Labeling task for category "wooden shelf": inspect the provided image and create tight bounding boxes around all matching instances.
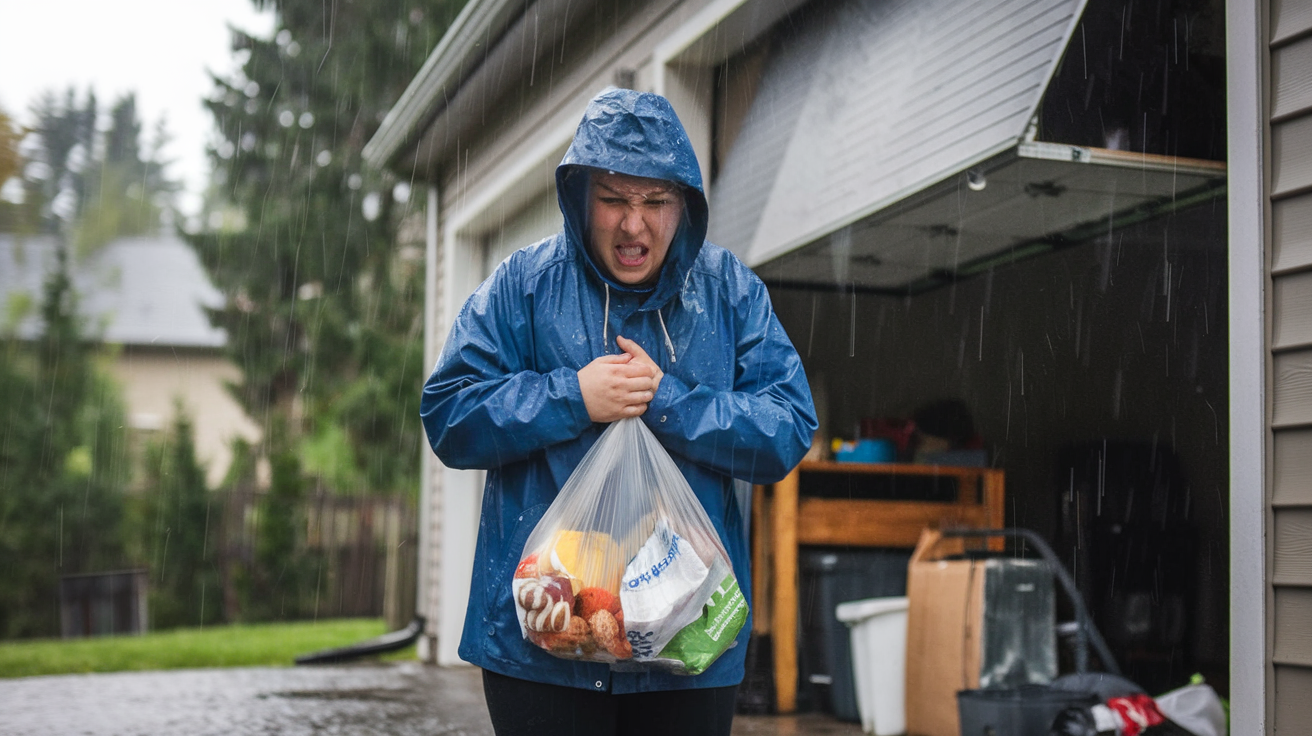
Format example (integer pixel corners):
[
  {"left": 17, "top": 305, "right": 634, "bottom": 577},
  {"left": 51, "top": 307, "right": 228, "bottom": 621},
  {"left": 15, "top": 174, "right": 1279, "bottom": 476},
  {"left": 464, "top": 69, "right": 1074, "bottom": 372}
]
[{"left": 753, "top": 460, "right": 1005, "bottom": 714}]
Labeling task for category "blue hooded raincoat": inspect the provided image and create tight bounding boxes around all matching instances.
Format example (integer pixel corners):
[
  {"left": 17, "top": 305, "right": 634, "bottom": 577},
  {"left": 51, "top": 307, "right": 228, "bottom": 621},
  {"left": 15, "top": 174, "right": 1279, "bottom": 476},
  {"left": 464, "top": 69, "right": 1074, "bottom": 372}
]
[{"left": 421, "top": 88, "right": 817, "bottom": 693}]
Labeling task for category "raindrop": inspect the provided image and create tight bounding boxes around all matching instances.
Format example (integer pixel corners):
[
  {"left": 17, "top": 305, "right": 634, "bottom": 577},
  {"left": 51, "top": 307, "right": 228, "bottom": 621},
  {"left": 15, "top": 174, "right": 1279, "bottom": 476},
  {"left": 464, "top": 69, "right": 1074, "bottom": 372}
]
[
  {"left": 276, "top": 29, "right": 292, "bottom": 46},
  {"left": 966, "top": 169, "right": 987, "bottom": 191},
  {"left": 244, "top": 99, "right": 259, "bottom": 116},
  {"left": 286, "top": 41, "right": 301, "bottom": 58},
  {"left": 25, "top": 160, "right": 51, "bottom": 181},
  {"left": 347, "top": 174, "right": 363, "bottom": 190},
  {"left": 0, "top": 178, "right": 23, "bottom": 204},
  {"left": 217, "top": 140, "right": 235, "bottom": 159},
  {"left": 315, "top": 150, "right": 332, "bottom": 167},
  {"left": 51, "top": 188, "right": 77, "bottom": 219},
  {"left": 67, "top": 143, "right": 87, "bottom": 173},
  {"left": 240, "top": 132, "right": 257, "bottom": 152},
  {"left": 224, "top": 92, "right": 240, "bottom": 107},
  {"left": 362, "top": 192, "right": 381, "bottom": 221},
  {"left": 848, "top": 286, "right": 856, "bottom": 358},
  {"left": 977, "top": 305, "right": 984, "bottom": 361},
  {"left": 244, "top": 81, "right": 260, "bottom": 98},
  {"left": 298, "top": 112, "right": 315, "bottom": 129},
  {"left": 279, "top": 110, "right": 295, "bottom": 128},
  {"left": 393, "top": 182, "right": 411, "bottom": 203}
]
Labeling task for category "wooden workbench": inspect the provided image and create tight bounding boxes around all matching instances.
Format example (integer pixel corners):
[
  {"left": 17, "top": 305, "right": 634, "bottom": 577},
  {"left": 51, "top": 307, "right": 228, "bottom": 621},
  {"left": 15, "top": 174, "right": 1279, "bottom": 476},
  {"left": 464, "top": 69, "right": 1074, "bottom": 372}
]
[{"left": 751, "top": 460, "right": 1005, "bottom": 713}]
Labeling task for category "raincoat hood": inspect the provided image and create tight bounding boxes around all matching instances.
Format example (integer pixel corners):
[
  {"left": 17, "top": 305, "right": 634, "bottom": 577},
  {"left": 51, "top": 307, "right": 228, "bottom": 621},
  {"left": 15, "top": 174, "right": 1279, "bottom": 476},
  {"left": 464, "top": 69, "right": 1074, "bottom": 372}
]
[{"left": 556, "top": 88, "right": 709, "bottom": 308}]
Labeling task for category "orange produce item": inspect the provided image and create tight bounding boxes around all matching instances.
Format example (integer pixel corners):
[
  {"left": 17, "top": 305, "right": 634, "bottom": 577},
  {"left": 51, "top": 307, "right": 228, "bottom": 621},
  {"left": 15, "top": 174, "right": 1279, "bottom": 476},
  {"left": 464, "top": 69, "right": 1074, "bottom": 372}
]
[{"left": 575, "top": 587, "right": 622, "bottom": 620}]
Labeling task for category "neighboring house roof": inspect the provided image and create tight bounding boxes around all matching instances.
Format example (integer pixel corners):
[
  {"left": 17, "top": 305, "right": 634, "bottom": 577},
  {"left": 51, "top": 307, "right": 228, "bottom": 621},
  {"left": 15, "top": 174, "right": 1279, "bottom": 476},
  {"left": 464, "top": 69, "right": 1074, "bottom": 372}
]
[{"left": 0, "top": 234, "right": 226, "bottom": 348}]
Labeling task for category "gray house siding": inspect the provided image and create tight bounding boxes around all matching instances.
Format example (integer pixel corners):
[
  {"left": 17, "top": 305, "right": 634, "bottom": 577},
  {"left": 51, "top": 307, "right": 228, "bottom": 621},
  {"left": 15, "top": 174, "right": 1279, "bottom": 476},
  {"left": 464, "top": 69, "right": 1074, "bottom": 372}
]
[{"left": 1270, "top": 0, "right": 1312, "bottom": 730}]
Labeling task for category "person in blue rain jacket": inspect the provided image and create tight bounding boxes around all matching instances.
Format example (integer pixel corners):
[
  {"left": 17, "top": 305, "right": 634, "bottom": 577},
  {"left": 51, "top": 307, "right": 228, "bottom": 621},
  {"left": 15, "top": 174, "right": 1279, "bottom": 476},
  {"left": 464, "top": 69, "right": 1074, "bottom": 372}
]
[{"left": 421, "top": 88, "right": 816, "bottom": 736}]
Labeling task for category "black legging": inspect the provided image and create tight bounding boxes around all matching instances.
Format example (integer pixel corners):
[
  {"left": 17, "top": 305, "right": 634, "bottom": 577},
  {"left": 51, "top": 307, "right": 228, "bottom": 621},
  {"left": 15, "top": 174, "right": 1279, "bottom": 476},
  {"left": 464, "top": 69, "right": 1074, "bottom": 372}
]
[{"left": 482, "top": 669, "right": 738, "bottom": 736}]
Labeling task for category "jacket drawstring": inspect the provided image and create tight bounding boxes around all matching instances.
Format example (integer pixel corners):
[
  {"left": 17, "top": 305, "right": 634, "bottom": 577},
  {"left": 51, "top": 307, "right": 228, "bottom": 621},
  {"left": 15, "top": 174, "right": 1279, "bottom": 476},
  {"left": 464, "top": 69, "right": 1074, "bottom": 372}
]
[
  {"left": 658, "top": 308, "right": 677, "bottom": 363},
  {"left": 603, "top": 283, "right": 611, "bottom": 349},
  {"left": 603, "top": 281, "right": 677, "bottom": 363}
]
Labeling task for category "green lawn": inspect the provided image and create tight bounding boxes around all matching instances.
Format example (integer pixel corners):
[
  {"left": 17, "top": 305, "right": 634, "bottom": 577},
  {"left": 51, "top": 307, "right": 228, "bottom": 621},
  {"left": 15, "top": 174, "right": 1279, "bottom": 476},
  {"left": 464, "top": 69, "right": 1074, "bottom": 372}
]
[{"left": 0, "top": 618, "right": 416, "bottom": 678}]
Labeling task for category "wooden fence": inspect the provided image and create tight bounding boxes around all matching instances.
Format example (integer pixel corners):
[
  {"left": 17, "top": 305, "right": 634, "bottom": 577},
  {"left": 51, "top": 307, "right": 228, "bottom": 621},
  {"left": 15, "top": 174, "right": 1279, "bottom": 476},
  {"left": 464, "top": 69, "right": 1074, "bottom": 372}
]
[{"left": 215, "top": 487, "right": 418, "bottom": 630}]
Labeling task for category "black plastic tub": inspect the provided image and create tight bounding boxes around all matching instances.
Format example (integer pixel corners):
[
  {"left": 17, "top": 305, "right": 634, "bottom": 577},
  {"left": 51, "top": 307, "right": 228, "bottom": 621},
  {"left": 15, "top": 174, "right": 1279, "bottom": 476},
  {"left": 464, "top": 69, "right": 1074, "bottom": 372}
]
[
  {"left": 798, "top": 547, "right": 911, "bottom": 721},
  {"left": 956, "top": 685, "right": 1099, "bottom": 736}
]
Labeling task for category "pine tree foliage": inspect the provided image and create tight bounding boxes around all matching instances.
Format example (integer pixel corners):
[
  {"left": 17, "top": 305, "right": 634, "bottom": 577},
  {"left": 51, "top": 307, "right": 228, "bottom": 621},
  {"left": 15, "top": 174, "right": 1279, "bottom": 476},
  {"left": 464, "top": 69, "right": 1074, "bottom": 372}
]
[
  {"left": 74, "top": 95, "right": 179, "bottom": 252},
  {"left": 0, "top": 246, "right": 130, "bottom": 638},
  {"left": 139, "top": 403, "right": 223, "bottom": 630},
  {"left": 191, "top": 0, "right": 465, "bottom": 496},
  {"left": 0, "top": 89, "right": 176, "bottom": 242}
]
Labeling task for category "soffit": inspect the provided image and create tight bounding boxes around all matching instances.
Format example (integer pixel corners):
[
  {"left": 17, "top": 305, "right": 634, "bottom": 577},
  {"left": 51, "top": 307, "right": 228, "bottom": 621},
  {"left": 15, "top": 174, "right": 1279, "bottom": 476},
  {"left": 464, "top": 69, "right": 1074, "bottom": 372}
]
[{"left": 752, "top": 144, "right": 1227, "bottom": 293}]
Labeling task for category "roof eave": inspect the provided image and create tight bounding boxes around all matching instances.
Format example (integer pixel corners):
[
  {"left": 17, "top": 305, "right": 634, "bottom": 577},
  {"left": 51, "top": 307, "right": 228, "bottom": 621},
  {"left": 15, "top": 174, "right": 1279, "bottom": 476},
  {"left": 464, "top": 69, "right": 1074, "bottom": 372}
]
[{"left": 362, "top": 0, "right": 528, "bottom": 171}]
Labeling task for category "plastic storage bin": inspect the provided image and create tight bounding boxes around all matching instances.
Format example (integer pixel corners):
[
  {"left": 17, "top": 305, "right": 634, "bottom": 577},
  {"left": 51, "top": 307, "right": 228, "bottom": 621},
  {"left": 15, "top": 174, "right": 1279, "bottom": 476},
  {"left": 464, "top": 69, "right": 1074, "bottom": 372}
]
[
  {"left": 798, "top": 549, "right": 911, "bottom": 720},
  {"left": 956, "top": 685, "right": 1099, "bottom": 736},
  {"left": 835, "top": 597, "right": 909, "bottom": 736}
]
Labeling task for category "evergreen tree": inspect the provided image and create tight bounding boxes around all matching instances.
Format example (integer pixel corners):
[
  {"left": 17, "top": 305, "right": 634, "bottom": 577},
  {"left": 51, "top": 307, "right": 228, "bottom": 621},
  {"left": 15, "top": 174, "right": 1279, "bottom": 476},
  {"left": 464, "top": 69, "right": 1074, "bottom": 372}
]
[
  {"left": 140, "top": 404, "right": 223, "bottom": 629},
  {"left": 1, "top": 89, "right": 176, "bottom": 242},
  {"left": 0, "top": 245, "right": 130, "bottom": 638},
  {"left": 242, "top": 441, "right": 312, "bottom": 620},
  {"left": 21, "top": 88, "right": 97, "bottom": 234},
  {"left": 74, "top": 93, "right": 179, "bottom": 251},
  {"left": 190, "top": 0, "right": 464, "bottom": 497}
]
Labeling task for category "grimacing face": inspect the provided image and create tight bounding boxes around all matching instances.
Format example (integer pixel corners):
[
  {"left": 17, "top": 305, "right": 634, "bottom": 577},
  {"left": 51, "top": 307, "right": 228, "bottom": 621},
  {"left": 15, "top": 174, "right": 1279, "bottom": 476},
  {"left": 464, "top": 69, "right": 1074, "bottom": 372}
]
[{"left": 587, "top": 170, "right": 684, "bottom": 287}]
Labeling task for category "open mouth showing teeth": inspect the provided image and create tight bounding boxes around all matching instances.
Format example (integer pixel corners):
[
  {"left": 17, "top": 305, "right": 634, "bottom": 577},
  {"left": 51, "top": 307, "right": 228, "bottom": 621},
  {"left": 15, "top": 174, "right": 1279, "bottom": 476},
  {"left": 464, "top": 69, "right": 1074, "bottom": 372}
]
[{"left": 616, "top": 244, "right": 647, "bottom": 266}]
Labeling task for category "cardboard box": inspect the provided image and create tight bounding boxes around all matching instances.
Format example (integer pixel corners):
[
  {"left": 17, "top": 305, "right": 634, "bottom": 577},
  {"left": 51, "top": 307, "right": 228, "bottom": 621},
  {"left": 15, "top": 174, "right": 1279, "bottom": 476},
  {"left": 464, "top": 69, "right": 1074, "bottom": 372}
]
[{"left": 904, "top": 530, "right": 1056, "bottom": 736}]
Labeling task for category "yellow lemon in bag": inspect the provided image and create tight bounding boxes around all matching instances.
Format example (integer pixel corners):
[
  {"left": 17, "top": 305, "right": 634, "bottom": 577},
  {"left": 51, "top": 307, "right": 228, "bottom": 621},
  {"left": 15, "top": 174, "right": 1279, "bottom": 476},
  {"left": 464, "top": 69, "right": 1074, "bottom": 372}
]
[{"left": 544, "top": 530, "right": 624, "bottom": 594}]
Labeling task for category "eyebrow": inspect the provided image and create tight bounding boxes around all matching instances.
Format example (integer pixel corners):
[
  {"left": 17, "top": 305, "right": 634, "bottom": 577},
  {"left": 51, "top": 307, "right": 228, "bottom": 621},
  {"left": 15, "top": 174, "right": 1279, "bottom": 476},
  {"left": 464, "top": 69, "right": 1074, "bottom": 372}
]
[{"left": 595, "top": 181, "right": 677, "bottom": 199}]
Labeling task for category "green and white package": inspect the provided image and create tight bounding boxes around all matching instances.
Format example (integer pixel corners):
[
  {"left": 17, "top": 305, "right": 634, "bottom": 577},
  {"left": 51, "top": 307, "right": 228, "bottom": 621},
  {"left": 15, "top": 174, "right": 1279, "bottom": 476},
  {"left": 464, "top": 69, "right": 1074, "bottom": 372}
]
[{"left": 655, "top": 573, "right": 748, "bottom": 675}]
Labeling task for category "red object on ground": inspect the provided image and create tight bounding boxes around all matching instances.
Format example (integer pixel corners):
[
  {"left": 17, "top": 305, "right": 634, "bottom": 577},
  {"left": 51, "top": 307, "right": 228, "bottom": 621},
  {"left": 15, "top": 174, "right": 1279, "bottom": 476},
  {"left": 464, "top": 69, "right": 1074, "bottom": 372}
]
[{"left": 1106, "top": 694, "right": 1167, "bottom": 736}]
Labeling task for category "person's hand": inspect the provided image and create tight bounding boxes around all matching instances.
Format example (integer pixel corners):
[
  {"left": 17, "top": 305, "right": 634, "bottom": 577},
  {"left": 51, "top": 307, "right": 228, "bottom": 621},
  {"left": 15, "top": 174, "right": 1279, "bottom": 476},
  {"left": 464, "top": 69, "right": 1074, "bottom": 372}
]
[
  {"left": 578, "top": 352, "right": 657, "bottom": 422},
  {"left": 616, "top": 336, "right": 663, "bottom": 395}
]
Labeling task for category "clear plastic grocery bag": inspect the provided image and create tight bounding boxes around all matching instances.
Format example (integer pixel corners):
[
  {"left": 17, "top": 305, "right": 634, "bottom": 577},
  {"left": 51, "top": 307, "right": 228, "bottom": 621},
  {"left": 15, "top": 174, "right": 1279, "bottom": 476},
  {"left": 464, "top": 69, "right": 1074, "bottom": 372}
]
[{"left": 511, "top": 417, "right": 747, "bottom": 675}]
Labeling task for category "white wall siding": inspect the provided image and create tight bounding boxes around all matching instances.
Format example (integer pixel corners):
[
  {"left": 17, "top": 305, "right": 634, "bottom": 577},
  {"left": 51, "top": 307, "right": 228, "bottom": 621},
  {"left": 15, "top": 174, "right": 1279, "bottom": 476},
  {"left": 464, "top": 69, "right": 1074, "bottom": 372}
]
[{"left": 483, "top": 189, "right": 563, "bottom": 275}]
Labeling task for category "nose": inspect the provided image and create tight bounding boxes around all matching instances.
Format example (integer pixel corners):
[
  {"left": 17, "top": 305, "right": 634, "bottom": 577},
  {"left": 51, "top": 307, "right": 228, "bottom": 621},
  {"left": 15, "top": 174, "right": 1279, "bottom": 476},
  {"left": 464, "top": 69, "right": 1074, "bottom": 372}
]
[{"left": 620, "top": 205, "right": 644, "bottom": 235}]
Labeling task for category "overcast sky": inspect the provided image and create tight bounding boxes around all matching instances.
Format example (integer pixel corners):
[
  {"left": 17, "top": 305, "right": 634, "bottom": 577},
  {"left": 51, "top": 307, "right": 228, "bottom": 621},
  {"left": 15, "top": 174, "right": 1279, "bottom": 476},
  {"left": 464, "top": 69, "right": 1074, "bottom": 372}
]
[{"left": 0, "top": 1, "right": 275, "bottom": 216}]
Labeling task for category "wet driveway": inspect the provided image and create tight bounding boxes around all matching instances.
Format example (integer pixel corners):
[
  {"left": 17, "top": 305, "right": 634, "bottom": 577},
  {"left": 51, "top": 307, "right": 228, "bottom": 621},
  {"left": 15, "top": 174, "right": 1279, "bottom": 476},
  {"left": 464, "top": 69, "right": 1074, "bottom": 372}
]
[{"left": 0, "top": 663, "right": 863, "bottom": 735}]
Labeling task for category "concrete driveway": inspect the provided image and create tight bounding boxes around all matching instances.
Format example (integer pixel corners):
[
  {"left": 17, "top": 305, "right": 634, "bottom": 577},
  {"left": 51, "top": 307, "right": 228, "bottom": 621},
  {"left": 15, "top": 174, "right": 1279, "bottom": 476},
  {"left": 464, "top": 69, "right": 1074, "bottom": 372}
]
[{"left": 0, "top": 662, "right": 865, "bottom": 735}]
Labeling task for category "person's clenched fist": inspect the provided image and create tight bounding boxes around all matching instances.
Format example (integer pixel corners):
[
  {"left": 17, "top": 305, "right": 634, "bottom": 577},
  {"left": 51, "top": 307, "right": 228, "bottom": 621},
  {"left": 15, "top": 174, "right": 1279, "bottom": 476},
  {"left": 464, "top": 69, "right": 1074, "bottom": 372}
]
[{"left": 578, "top": 351, "right": 657, "bottom": 422}]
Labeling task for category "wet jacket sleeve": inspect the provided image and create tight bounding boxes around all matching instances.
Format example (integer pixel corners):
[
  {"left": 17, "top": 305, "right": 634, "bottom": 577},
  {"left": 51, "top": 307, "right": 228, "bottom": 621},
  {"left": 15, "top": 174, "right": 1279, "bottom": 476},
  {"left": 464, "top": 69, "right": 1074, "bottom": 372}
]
[
  {"left": 420, "top": 269, "right": 594, "bottom": 469},
  {"left": 644, "top": 279, "right": 817, "bottom": 484}
]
